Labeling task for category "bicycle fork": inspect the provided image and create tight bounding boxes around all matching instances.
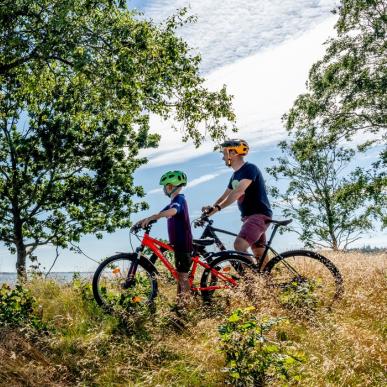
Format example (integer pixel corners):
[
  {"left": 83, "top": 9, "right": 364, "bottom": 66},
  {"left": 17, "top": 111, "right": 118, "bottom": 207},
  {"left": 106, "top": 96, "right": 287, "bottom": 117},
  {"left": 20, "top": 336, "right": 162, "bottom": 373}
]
[{"left": 122, "top": 248, "right": 142, "bottom": 289}]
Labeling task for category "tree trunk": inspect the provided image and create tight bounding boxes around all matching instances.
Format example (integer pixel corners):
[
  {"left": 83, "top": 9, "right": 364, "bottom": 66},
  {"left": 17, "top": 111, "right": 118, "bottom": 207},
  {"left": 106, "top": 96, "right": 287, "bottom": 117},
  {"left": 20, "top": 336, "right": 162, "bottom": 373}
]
[
  {"left": 323, "top": 190, "right": 339, "bottom": 251},
  {"left": 14, "top": 216, "right": 27, "bottom": 282},
  {"left": 16, "top": 241, "right": 27, "bottom": 282},
  {"left": 331, "top": 239, "right": 338, "bottom": 251}
]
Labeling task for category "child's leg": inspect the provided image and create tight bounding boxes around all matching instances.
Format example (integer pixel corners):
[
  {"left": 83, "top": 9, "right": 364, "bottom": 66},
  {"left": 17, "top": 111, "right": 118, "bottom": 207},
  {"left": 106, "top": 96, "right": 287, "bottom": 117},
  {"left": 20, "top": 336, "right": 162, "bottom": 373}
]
[
  {"left": 177, "top": 272, "right": 190, "bottom": 295},
  {"left": 175, "top": 252, "right": 192, "bottom": 307}
]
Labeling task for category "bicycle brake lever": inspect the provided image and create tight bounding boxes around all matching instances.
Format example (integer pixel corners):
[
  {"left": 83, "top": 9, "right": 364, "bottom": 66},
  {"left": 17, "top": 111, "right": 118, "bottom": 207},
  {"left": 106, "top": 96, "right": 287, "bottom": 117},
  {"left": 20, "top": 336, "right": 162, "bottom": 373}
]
[
  {"left": 130, "top": 224, "right": 140, "bottom": 233},
  {"left": 193, "top": 219, "right": 204, "bottom": 228}
]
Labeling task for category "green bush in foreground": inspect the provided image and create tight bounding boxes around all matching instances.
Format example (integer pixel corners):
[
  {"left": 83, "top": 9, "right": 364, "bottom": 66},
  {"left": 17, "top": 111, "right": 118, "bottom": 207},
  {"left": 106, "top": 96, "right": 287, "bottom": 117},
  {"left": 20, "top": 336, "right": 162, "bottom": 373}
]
[
  {"left": 0, "top": 284, "right": 44, "bottom": 329},
  {"left": 219, "top": 306, "right": 305, "bottom": 386}
]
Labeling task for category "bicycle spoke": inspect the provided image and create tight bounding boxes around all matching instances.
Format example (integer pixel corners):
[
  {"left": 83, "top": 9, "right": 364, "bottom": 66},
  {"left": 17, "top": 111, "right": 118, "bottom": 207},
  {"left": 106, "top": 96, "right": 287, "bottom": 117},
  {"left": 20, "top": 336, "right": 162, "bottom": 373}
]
[
  {"left": 200, "top": 256, "right": 254, "bottom": 302},
  {"left": 267, "top": 251, "right": 343, "bottom": 309},
  {"left": 94, "top": 256, "right": 155, "bottom": 311}
]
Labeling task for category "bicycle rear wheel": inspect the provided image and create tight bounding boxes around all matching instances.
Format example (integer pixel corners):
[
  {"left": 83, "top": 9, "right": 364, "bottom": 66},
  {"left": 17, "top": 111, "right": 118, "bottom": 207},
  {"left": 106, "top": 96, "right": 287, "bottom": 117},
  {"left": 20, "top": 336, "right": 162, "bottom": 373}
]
[
  {"left": 92, "top": 253, "right": 157, "bottom": 312},
  {"left": 200, "top": 255, "right": 254, "bottom": 302},
  {"left": 264, "top": 250, "right": 344, "bottom": 309}
]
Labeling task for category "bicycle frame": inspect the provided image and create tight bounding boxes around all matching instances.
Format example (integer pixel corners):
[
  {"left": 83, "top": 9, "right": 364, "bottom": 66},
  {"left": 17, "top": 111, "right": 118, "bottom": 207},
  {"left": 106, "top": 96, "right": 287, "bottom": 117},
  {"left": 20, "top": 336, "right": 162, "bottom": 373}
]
[
  {"left": 138, "top": 232, "right": 239, "bottom": 292},
  {"left": 199, "top": 219, "right": 285, "bottom": 272}
]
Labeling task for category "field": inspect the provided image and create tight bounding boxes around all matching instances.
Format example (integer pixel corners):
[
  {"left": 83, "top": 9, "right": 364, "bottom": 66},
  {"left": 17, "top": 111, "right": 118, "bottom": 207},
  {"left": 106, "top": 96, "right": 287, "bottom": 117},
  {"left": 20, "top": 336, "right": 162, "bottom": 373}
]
[{"left": 0, "top": 251, "right": 386, "bottom": 386}]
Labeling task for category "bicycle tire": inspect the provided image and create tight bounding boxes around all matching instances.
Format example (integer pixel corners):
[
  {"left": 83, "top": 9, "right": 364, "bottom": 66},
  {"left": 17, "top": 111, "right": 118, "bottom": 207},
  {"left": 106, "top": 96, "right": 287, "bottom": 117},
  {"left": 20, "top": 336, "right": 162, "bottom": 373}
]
[
  {"left": 92, "top": 253, "right": 158, "bottom": 312},
  {"left": 264, "top": 249, "right": 344, "bottom": 308},
  {"left": 200, "top": 254, "right": 254, "bottom": 302}
]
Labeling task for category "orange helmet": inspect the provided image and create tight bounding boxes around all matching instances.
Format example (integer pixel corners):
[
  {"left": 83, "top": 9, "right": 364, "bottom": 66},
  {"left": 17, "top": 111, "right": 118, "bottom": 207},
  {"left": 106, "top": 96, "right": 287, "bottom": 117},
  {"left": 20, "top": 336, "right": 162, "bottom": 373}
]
[{"left": 220, "top": 139, "right": 249, "bottom": 156}]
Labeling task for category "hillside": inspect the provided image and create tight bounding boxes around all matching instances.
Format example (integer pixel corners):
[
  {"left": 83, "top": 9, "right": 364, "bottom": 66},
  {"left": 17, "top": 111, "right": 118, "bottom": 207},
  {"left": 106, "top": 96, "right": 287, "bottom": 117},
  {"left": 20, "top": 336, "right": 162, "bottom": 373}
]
[{"left": 1, "top": 251, "right": 386, "bottom": 386}]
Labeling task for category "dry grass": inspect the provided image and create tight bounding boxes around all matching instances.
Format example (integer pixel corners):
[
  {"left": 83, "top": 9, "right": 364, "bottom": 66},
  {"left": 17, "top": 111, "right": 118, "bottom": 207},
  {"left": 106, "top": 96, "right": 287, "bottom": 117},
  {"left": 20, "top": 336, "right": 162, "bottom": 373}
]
[{"left": 0, "top": 250, "right": 386, "bottom": 386}]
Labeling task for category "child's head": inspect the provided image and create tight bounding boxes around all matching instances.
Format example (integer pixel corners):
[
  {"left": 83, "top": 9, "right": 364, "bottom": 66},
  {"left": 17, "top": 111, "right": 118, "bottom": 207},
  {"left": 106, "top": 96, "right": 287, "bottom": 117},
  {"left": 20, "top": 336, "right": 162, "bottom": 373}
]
[{"left": 159, "top": 170, "right": 188, "bottom": 197}]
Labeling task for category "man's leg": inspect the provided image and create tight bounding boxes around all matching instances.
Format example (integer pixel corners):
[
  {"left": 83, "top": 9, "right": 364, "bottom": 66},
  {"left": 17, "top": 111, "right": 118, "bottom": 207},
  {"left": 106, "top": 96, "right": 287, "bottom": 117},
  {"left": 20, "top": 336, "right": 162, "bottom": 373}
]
[
  {"left": 234, "top": 236, "right": 266, "bottom": 266},
  {"left": 236, "top": 215, "right": 271, "bottom": 267},
  {"left": 234, "top": 237, "right": 256, "bottom": 264},
  {"left": 234, "top": 236, "right": 250, "bottom": 252},
  {"left": 251, "top": 241, "right": 269, "bottom": 270}
]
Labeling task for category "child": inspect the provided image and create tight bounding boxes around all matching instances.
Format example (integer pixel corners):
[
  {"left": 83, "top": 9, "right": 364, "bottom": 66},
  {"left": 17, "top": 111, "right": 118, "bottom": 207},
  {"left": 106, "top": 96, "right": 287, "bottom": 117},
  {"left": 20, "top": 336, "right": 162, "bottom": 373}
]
[{"left": 136, "top": 170, "right": 193, "bottom": 308}]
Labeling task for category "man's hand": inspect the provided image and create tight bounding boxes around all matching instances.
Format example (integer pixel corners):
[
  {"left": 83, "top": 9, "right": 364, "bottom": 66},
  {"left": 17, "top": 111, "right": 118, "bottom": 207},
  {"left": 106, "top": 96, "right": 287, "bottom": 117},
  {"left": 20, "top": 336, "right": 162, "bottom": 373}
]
[
  {"left": 201, "top": 205, "right": 213, "bottom": 214},
  {"left": 201, "top": 205, "right": 219, "bottom": 217}
]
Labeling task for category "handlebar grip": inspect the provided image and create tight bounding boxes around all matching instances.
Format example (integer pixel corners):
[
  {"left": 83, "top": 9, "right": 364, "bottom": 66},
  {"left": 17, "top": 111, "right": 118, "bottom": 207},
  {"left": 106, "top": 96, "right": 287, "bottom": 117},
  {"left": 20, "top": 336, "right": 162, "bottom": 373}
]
[
  {"left": 130, "top": 219, "right": 157, "bottom": 233},
  {"left": 203, "top": 206, "right": 214, "bottom": 215}
]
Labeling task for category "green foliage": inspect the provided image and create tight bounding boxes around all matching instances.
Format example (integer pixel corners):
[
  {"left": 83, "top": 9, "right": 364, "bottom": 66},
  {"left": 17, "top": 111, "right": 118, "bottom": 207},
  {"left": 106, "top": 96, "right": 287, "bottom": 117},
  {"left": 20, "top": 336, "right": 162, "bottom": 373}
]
[
  {"left": 267, "top": 131, "right": 374, "bottom": 250},
  {"left": 285, "top": 0, "right": 386, "bottom": 139},
  {"left": 218, "top": 307, "right": 305, "bottom": 386},
  {"left": 278, "top": 279, "right": 319, "bottom": 312},
  {"left": 1, "top": 257, "right": 385, "bottom": 386},
  {"left": 281, "top": 0, "right": 386, "bottom": 237},
  {"left": 0, "top": 283, "right": 44, "bottom": 329},
  {"left": 0, "top": 0, "right": 236, "bottom": 277}
]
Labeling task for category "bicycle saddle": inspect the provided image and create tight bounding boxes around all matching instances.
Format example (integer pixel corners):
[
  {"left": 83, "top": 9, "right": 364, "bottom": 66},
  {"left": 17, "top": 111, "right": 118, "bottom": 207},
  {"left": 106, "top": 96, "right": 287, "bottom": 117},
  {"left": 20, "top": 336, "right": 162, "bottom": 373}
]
[
  {"left": 193, "top": 238, "right": 215, "bottom": 246},
  {"left": 269, "top": 219, "right": 293, "bottom": 226}
]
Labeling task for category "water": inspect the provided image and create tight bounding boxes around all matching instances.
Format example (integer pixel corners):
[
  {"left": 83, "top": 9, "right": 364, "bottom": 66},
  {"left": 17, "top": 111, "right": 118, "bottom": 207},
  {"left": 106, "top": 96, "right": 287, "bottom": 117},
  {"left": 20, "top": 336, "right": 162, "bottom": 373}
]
[{"left": 0, "top": 272, "right": 93, "bottom": 286}]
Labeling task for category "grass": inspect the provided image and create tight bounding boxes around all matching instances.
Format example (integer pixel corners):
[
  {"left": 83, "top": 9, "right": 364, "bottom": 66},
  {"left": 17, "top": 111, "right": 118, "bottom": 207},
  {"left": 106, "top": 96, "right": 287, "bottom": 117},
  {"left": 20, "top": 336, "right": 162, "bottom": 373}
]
[{"left": 0, "top": 250, "right": 386, "bottom": 386}]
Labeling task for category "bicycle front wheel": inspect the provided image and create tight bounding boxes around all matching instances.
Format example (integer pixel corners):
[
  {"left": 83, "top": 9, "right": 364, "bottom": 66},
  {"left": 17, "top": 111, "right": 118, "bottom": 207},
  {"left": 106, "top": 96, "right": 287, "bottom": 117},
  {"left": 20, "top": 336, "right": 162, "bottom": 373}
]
[
  {"left": 200, "top": 254, "right": 255, "bottom": 302},
  {"left": 265, "top": 250, "right": 344, "bottom": 309},
  {"left": 92, "top": 253, "right": 158, "bottom": 312}
]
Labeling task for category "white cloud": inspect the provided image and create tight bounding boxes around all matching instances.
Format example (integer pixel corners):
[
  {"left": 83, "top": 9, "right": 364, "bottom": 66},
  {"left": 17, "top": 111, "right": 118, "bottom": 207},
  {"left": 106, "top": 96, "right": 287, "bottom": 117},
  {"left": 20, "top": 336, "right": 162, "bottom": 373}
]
[
  {"left": 141, "top": 0, "right": 339, "bottom": 73},
  {"left": 140, "top": 16, "right": 337, "bottom": 168},
  {"left": 148, "top": 187, "right": 163, "bottom": 195},
  {"left": 187, "top": 170, "right": 229, "bottom": 188}
]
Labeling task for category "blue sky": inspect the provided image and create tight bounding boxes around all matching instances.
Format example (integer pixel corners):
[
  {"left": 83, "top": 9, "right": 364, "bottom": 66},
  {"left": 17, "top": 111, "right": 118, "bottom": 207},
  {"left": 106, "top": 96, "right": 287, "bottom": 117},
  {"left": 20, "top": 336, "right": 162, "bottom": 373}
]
[{"left": 0, "top": 0, "right": 385, "bottom": 273}]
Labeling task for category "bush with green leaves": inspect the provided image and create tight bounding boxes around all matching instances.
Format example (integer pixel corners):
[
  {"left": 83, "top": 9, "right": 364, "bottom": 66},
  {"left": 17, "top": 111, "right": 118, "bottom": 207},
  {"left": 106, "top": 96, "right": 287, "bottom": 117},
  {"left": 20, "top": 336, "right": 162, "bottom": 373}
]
[
  {"left": 0, "top": 284, "right": 44, "bottom": 329},
  {"left": 278, "top": 279, "right": 319, "bottom": 312},
  {"left": 218, "top": 307, "right": 304, "bottom": 386}
]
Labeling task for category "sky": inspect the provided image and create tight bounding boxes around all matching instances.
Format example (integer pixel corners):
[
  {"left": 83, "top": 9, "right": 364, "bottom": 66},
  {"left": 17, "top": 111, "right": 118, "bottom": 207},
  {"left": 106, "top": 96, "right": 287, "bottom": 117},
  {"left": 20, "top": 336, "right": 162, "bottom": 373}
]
[{"left": 0, "top": 0, "right": 385, "bottom": 273}]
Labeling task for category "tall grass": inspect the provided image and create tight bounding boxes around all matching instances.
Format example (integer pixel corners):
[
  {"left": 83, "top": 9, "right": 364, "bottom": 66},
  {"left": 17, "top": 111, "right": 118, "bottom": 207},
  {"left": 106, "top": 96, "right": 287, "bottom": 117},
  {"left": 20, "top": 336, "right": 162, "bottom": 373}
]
[{"left": 0, "top": 251, "right": 385, "bottom": 386}]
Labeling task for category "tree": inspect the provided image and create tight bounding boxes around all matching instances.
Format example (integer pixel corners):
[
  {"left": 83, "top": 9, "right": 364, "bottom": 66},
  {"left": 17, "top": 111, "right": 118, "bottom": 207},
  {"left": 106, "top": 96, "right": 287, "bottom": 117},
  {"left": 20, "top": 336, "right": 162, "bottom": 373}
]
[
  {"left": 0, "top": 0, "right": 236, "bottom": 279},
  {"left": 284, "top": 0, "right": 386, "bottom": 224},
  {"left": 267, "top": 131, "right": 375, "bottom": 250}
]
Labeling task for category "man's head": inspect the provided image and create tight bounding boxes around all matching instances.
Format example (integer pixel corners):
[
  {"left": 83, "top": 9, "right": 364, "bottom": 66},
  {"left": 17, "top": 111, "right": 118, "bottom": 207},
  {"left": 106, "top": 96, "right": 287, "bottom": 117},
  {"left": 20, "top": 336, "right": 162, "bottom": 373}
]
[
  {"left": 159, "top": 170, "right": 188, "bottom": 197},
  {"left": 220, "top": 139, "right": 249, "bottom": 167}
]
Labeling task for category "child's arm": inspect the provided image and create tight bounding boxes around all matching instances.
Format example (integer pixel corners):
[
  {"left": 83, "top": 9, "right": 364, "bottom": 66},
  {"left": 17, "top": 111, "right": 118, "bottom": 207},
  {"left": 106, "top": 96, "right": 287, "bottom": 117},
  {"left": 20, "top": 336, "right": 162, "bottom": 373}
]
[{"left": 137, "top": 208, "right": 177, "bottom": 228}]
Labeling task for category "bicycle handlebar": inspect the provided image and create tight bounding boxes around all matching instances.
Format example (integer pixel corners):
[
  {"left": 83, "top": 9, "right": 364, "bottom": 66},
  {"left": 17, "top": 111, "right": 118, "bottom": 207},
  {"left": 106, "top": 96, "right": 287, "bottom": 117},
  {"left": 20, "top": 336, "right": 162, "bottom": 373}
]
[
  {"left": 193, "top": 211, "right": 214, "bottom": 228},
  {"left": 130, "top": 219, "right": 157, "bottom": 234}
]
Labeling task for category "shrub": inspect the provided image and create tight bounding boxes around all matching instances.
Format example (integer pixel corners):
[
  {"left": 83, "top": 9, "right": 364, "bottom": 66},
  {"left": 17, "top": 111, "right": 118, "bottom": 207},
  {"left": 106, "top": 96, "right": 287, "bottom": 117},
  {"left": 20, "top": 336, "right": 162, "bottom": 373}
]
[
  {"left": 218, "top": 306, "right": 304, "bottom": 386},
  {"left": 278, "top": 279, "right": 318, "bottom": 312},
  {"left": 0, "top": 284, "right": 44, "bottom": 329}
]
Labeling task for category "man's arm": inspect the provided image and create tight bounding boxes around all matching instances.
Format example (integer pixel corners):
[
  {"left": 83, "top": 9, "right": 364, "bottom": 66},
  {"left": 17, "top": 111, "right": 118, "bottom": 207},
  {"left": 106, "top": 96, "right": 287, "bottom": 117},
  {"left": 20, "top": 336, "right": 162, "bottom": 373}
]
[
  {"left": 214, "top": 188, "right": 232, "bottom": 206},
  {"left": 208, "top": 179, "right": 252, "bottom": 216},
  {"left": 202, "top": 188, "right": 232, "bottom": 213}
]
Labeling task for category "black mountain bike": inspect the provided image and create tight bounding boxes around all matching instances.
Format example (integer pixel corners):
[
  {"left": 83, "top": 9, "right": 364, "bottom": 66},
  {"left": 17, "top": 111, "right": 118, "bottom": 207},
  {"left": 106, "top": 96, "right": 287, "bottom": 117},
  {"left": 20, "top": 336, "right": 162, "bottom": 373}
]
[{"left": 193, "top": 215, "right": 344, "bottom": 308}]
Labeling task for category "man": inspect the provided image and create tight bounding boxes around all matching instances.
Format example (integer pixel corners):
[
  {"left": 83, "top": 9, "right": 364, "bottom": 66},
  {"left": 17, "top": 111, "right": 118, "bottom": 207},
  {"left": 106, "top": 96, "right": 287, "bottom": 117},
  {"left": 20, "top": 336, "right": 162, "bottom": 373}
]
[{"left": 202, "top": 139, "right": 272, "bottom": 267}]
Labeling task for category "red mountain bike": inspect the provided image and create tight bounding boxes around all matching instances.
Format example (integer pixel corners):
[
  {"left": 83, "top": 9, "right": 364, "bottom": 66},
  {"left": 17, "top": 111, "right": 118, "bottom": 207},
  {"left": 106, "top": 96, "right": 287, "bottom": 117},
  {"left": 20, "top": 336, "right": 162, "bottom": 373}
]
[{"left": 92, "top": 220, "right": 253, "bottom": 311}]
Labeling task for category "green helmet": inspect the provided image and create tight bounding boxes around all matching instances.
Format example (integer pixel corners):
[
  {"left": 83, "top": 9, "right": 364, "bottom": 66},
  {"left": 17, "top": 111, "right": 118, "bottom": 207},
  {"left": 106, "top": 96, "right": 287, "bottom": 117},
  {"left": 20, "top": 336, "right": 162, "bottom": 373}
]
[{"left": 159, "top": 170, "right": 188, "bottom": 187}]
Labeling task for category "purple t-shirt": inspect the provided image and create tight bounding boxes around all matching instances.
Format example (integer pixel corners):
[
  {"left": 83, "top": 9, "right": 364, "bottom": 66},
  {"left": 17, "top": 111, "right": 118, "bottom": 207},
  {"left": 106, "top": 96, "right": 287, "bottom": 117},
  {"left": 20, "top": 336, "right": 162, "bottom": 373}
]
[{"left": 162, "top": 194, "right": 193, "bottom": 252}]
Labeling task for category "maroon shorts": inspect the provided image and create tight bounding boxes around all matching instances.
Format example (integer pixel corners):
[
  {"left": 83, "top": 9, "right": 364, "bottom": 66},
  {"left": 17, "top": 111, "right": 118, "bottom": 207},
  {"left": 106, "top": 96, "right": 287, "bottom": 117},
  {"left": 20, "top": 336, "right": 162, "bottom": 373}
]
[{"left": 238, "top": 214, "right": 272, "bottom": 247}]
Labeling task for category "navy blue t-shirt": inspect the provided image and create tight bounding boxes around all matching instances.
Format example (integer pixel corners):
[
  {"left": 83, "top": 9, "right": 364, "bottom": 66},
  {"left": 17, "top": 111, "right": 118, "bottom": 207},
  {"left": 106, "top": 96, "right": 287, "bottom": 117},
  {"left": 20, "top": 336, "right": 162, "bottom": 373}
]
[
  {"left": 227, "top": 162, "right": 272, "bottom": 218},
  {"left": 162, "top": 194, "right": 193, "bottom": 252}
]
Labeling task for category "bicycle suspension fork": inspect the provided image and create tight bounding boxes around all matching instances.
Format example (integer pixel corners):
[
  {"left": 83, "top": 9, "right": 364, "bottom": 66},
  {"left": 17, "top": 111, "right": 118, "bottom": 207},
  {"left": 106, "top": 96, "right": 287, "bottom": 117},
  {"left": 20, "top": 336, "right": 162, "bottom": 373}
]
[{"left": 123, "top": 246, "right": 143, "bottom": 289}]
